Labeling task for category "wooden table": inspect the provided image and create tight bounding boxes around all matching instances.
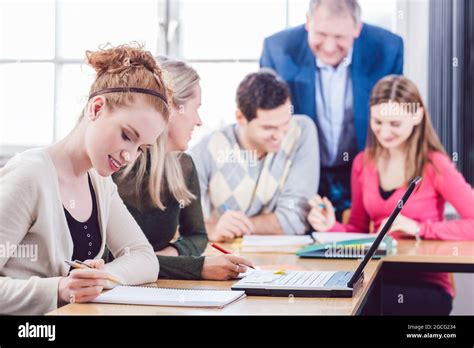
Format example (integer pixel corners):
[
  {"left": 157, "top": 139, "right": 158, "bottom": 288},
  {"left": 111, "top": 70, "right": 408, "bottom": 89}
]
[
  {"left": 384, "top": 239, "right": 474, "bottom": 271},
  {"left": 47, "top": 240, "right": 474, "bottom": 316}
]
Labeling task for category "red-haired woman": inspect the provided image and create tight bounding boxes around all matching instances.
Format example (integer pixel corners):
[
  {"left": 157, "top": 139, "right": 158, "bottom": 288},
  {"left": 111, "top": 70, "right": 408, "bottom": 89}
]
[{"left": 0, "top": 44, "right": 170, "bottom": 314}]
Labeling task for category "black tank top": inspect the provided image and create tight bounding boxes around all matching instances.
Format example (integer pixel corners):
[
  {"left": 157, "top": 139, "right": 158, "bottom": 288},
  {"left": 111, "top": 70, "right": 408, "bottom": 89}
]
[
  {"left": 379, "top": 185, "right": 397, "bottom": 200},
  {"left": 64, "top": 173, "right": 102, "bottom": 261}
]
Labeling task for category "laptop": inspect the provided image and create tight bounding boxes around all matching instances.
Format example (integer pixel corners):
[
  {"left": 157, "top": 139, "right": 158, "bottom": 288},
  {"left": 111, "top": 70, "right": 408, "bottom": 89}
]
[{"left": 231, "top": 176, "right": 422, "bottom": 298}]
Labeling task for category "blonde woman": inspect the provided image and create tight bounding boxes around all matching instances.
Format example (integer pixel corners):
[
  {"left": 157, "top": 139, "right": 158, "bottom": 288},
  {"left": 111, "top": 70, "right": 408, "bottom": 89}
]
[
  {"left": 114, "top": 58, "right": 254, "bottom": 280},
  {"left": 0, "top": 44, "right": 170, "bottom": 315},
  {"left": 308, "top": 75, "right": 474, "bottom": 315}
]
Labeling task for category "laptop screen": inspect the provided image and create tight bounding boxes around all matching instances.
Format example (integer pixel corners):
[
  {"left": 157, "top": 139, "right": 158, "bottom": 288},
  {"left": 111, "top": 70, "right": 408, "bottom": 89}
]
[{"left": 347, "top": 176, "right": 422, "bottom": 288}]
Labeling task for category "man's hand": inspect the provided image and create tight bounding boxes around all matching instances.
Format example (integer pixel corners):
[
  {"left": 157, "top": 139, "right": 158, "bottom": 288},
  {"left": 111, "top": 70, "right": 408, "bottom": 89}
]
[{"left": 207, "top": 211, "right": 254, "bottom": 242}]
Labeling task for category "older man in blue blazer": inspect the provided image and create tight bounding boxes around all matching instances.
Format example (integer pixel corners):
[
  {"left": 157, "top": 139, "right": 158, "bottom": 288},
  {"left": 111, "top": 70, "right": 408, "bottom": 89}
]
[{"left": 260, "top": 0, "right": 404, "bottom": 220}]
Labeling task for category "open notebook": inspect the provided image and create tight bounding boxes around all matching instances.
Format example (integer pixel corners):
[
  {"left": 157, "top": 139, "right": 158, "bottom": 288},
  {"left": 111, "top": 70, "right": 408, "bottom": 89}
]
[
  {"left": 239, "top": 235, "right": 314, "bottom": 253},
  {"left": 91, "top": 286, "right": 246, "bottom": 308}
]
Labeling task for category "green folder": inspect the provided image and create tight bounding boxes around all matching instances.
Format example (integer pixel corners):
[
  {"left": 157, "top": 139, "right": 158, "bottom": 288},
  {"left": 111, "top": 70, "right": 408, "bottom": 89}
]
[{"left": 296, "top": 236, "right": 396, "bottom": 259}]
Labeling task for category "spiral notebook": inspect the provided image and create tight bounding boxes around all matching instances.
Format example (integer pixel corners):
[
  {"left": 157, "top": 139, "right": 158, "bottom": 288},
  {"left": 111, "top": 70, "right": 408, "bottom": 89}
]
[{"left": 91, "top": 286, "right": 246, "bottom": 308}]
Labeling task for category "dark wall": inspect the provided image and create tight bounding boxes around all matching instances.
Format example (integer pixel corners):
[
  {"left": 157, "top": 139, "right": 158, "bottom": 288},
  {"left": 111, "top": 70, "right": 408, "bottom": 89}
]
[{"left": 428, "top": 0, "right": 474, "bottom": 185}]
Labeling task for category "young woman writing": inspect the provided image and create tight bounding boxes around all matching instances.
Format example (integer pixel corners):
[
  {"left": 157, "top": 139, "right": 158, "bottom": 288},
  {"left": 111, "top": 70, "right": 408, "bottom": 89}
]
[
  {"left": 0, "top": 44, "right": 171, "bottom": 314},
  {"left": 307, "top": 75, "right": 474, "bottom": 315}
]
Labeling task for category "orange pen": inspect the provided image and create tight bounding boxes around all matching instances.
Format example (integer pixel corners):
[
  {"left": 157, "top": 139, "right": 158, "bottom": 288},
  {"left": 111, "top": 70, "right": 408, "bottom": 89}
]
[{"left": 211, "top": 243, "right": 256, "bottom": 269}]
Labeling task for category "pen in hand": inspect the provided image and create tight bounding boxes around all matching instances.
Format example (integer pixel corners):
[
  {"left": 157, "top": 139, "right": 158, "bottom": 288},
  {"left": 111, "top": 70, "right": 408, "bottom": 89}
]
[
  {"left": 211, "top": 243, "right": 256, "bottom": 269},
  {"left": 64, "top": 260, "right": 122, "bottom": 285},
  {"left": 319, "top": 203, "right": 337, "bottom": 212}
]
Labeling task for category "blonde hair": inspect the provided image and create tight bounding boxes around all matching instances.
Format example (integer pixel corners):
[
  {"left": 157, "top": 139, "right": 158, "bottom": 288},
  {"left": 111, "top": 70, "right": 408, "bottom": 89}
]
[
  {"left": 366, "top": 75, "right": 447, "bottom": 184},
  {"left": 84, "top": 42, "right": 172, "bottom": 210},
  {"left": 160, "top": 57, "right": 200, "bottom": 207},
  {"left": 125, "top": 57, "right": 201, "bottom": 209}
]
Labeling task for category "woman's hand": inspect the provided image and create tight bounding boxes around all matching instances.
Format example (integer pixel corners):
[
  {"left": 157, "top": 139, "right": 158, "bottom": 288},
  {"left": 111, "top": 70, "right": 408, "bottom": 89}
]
[
  {"left": 307, "top": 195, "right": 336, "bottom": 232},
  {"left": 377, "top": 214, "right": 421, "bottom": 237},
  {"left": 58, "top": 259, "right": 108, "bottom": 305},
  {"left": 83, "top": 259, "right": 105, "bottom": 270},
  {"left": 201, "top": 254, "right": 254, "bottom": 280}
]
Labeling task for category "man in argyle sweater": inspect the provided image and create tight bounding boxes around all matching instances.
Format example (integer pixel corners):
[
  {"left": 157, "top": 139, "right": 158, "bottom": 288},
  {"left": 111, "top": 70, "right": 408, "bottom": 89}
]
[{"left": 190, "top": 69, "right": 320, "bottom": 242}]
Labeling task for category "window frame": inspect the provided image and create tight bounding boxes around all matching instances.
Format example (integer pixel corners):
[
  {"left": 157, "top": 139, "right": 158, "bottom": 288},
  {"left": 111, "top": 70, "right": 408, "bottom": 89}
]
[{"left": 0, "top": 0, "right": 403, "bottom": 155}]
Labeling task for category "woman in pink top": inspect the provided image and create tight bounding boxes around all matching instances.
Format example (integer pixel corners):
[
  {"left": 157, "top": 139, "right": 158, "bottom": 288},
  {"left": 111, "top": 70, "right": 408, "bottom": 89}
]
[{"left": 307, "top": 75, "right": 474, "bottom": 315}]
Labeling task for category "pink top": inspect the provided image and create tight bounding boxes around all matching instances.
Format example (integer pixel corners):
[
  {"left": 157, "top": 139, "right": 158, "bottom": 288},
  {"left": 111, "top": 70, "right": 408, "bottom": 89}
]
[{"left": 329, "top": 151, "right": 474, "bottom": 297}]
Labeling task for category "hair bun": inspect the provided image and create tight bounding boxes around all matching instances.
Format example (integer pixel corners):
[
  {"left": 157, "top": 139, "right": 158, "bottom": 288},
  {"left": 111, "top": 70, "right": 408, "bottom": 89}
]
[{"left": 86, "top": 42, "right": 159, "bottom": 75}]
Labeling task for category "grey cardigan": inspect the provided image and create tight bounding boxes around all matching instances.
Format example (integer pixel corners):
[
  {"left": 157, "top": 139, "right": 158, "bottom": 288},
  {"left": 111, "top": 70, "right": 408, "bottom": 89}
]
[{"left": 0, "top": 148, "right": 159, "bottom": 315}]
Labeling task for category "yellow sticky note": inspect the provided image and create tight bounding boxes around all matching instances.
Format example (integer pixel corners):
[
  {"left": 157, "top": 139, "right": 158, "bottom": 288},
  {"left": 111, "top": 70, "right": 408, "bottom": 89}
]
[
  {"left": 231, "top": 238, "right": 243, "bottom": 249},
  {"left": 274, "top": 268, "right": 286, "bottom": 275}
]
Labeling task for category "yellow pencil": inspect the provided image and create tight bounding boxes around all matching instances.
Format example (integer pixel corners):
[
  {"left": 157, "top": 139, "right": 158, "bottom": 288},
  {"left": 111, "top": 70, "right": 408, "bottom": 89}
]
[{"left": 64, "top": 260, "right": 122, "bottom": 284}]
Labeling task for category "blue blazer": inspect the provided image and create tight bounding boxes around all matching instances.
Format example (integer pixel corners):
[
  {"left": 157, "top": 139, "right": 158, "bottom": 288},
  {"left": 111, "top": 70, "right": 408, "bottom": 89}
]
[{"left": 260, "top": 23, "right": 404, "bottom": 151}]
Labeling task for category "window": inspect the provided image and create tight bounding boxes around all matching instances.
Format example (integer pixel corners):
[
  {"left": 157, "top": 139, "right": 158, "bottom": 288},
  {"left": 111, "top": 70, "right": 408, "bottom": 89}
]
[
  {"left": 0, "top": 0, "right": 401, "bottom": 153},
  {"left": 179, "top": 0, "right": 286, "bottom": 60},
  {"left": 58, "top": 0, "right": 160, "bottom": 60},
  {"left": 0, "top": 63, "right": 54, "bottom": 146},
  {"left": 0, "top": 0, "right": 163, "bottom": 152},
  {"left": 177, "top": 0, "right": 287, "bottom": 146}
]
